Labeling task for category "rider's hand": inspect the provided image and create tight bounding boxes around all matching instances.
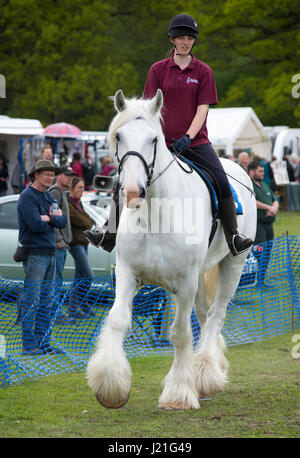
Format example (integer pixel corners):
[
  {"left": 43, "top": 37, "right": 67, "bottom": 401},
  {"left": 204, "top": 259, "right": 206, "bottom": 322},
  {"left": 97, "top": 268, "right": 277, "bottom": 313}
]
[{"left": 173, "top": 134, "right": 191, "bottom": 153}]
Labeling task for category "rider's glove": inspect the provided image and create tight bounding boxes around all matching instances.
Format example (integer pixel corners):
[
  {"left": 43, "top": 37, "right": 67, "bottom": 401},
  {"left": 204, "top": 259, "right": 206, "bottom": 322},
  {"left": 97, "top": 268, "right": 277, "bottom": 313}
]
[{"left": 173, "top": 134, "right": 191, "bottom": 153}]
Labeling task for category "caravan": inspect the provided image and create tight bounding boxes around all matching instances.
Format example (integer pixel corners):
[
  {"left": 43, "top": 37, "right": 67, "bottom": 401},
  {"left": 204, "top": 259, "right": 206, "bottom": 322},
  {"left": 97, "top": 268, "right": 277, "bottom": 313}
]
[{"left": 265, "top": 126, "right": 300, "bottom": 161}]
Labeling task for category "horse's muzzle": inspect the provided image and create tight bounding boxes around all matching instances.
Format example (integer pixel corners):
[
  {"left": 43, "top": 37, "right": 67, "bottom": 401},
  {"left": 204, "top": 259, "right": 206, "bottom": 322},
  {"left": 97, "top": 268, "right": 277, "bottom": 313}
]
[{"left": 121, "top": 185, "right": 146, "bottom": 208}]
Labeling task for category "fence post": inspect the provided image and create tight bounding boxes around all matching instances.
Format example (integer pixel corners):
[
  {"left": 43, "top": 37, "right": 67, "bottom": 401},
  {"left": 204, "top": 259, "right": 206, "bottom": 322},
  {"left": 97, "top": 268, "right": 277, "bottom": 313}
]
[{"left": 285, "top": 232, "right": 296, "bottom": 329}]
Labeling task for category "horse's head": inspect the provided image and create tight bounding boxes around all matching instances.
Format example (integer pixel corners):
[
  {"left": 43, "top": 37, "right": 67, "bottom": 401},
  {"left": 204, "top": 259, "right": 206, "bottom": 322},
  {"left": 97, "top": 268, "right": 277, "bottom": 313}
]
[{"left": 109, "top": 89, "right": 163, "bottom": 208}]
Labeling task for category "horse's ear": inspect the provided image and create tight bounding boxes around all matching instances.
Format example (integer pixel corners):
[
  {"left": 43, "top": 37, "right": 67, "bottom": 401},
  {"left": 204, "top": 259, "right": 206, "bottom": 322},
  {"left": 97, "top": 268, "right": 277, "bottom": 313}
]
[
  {"left": 114, "top": 90, "right": 126, "bottom": 112},
  {"left": 150, "top": 89, "right": 163, "bottom": 115}
]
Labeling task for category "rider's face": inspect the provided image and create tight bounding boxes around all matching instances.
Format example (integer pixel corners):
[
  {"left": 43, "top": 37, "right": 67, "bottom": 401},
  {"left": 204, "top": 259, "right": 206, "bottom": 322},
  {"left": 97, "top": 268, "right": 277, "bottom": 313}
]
[{"left": 171, "top": 36, "right": 196, "bottom": 55}]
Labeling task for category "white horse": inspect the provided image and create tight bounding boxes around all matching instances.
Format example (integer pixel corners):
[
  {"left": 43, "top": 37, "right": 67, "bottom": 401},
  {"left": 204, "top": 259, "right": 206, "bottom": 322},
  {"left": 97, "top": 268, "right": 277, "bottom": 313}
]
[{"left": 87, "top": 89, "right": 257, "bottom": 410}]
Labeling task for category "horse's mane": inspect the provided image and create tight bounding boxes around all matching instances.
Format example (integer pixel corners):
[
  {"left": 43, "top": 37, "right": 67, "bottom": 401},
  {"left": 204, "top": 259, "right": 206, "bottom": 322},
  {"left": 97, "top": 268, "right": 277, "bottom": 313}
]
[{"left": 108, "top": 96, "right": 163, "bottom": 154}]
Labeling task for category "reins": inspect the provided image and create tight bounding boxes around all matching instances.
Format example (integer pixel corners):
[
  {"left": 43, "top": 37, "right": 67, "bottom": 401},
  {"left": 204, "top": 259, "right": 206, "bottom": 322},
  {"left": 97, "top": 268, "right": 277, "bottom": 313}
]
[
  {"left": 115, "top": 131, "right": 254, "bottom": 197},
  {"left": 170, "top": 144, "right": 255, "bottom": 197},
  {"left": 150, "top": 146, "right": 193, "bottom": 186}
]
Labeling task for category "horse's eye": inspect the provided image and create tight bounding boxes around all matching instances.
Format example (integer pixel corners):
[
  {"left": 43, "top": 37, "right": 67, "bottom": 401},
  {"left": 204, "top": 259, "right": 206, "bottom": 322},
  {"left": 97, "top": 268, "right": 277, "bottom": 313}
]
[{"left": 115, "top": 133, "right": 120, "bottom": 142}]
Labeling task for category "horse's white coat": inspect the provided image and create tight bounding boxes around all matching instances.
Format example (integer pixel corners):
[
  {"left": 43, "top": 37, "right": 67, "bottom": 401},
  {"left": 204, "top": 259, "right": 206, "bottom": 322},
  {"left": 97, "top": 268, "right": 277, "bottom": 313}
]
[{"left": 87, "top": 90, "right": 257, "bottom": 409}]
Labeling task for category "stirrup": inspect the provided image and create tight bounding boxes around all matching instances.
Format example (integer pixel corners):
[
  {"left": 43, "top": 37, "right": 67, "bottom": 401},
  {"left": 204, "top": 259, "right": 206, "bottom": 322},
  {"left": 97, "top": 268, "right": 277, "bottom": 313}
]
[
  {"left": 231, "top": 233, "right": 253, "bottom": 256},
  {"left": 83, "top": 227, "right": 105, "bottom": 248}
]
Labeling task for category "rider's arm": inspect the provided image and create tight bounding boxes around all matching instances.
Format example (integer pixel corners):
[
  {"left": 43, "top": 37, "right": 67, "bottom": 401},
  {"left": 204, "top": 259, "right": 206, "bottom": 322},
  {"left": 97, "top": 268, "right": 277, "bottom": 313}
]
[{"left": 186, "top": 104, "right": 209, "bottom": 140}]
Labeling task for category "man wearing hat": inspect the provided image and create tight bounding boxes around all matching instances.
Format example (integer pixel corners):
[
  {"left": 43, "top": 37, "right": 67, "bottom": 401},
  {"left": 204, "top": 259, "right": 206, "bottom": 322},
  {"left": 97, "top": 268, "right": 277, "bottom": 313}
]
[
  {"left": 49, "top": 165, "right": 78, "bottom": 323},
  {"left": 17, "top": 159, "right": 67, "bottom": 355}
]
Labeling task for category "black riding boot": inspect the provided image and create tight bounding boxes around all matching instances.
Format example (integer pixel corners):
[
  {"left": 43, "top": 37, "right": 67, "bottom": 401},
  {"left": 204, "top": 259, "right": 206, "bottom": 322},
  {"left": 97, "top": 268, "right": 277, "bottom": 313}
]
[
  {"left": 84, "top": 187, "right": 120, "bottom": 252},
  {"left": 219, "top": 196, "right": 253, "bottom": 256}
]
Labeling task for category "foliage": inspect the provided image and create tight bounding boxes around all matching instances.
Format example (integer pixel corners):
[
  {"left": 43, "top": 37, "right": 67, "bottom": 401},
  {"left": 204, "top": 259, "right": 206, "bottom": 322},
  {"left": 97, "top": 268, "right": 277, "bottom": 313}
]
[
  {"left": 0, "top": 0, "right": 138, "bottom": 129},
  {"left": 193, "top": 0, "right": 300, "bottom": 126},
  {"left": 0, "top": 0, "right": 299, "bottom": 129}
]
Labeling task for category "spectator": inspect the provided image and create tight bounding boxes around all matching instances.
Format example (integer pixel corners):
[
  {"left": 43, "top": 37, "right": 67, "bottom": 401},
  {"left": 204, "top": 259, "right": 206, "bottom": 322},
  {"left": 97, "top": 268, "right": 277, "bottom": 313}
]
[
  {"left": 283, "top": 154, "right": 296, "bottom": 182},
  {"left": 295, "top": 159, "right": 300, "bottom": 183},
  {"left": 11, "top": 160, "right": 22, "bottom": 194},
  {"left": 68, "top": 177, "right": 95, "bottom": 317},
  {"left": 40, "top": 145, "right": 54, "bottom": 161},
  {"left": 49, "top": 165, "right": 76, "bottom": 324},
  {"left": 237, "top": 152, "right": 250, "bottom": 171},
  {"left": 100, "top": 156, "right": 117, "bottom": 176},
  {"left": 288, "top": 154, "right": 300, "bottom": 182},
  {"left": 17, "top": 159, "right": 67, "bottom": 355},
  {"left": 82, "top": 148, "right": 96, "bottom": 190},
  {"left": 0, "top": 153, "right": 9, "bottom": 197},
  {"left": 248, "top": 161, "right": 279, "bottom": 287},
  {"left": 71, "top": 152, "right": 83, "bottom": 177}
]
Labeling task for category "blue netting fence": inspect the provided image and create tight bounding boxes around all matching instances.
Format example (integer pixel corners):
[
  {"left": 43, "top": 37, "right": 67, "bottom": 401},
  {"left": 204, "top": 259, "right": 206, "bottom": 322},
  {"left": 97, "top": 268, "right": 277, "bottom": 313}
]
[{"left": 1, "top": 234, "right": 300, "bottom": 387}]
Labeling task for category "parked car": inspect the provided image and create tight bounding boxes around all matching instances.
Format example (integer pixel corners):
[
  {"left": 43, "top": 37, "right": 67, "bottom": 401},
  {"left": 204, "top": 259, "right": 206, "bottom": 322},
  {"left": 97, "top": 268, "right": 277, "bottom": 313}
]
[{"left": 0, "top": 193, "right": 115, "bottom": 279}]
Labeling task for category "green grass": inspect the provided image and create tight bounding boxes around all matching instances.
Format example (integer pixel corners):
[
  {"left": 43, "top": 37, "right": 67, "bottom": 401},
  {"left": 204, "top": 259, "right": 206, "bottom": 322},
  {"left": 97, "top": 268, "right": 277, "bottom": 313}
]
[
  {"left": 274, "top": 210, "right": 300, "bottom": 237},
  {"left": 0, "top": 210, "right": 299, "bottom": 438},
  {"left": 0, "top": 332, "right": 300, "bottom": 438}
]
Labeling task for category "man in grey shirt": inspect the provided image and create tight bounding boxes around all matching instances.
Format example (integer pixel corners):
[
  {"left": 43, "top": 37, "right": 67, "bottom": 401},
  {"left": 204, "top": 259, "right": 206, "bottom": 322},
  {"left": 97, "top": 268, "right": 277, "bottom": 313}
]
[{"left": 49, "top": 165, "right": 75, "bottom": 323}]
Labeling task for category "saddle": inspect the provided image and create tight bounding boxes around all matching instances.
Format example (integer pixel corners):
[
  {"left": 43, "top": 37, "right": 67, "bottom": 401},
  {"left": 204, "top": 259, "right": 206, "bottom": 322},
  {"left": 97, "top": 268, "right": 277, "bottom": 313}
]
[{"left": 178, "top": 157, "right": 243, "bottom": 246}]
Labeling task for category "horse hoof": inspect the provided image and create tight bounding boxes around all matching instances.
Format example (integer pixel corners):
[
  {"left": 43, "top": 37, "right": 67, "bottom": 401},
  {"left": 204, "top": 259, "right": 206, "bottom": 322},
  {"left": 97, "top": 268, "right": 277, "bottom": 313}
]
[
  {"left": 95, "top": 392, "right": 130, "bottom": 409},
  {"left": 198, "top": 394, "right": 213, "bottom": 401},
  {"left": 158, "top": 402, "right": 192, "bottom": 411}
]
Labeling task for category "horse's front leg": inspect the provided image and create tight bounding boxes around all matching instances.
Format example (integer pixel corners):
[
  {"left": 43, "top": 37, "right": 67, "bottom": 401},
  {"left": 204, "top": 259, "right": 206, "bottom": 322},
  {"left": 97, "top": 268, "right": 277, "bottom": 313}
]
[
  {"left": 87, "top": 262, "right": 137, "bottom": 408},
  {"left": 159, "top": 281, "right": 199, "bottom": 410}
]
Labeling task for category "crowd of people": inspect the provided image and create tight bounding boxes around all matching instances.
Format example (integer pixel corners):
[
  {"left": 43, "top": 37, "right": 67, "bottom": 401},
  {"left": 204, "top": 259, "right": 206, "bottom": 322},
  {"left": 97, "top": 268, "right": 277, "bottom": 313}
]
[
  {"left": 0, "top": 143, "right": 118, "bottom": 198},
  {"left": 13, "top": 147, "right": 116, "bottom": 355}
]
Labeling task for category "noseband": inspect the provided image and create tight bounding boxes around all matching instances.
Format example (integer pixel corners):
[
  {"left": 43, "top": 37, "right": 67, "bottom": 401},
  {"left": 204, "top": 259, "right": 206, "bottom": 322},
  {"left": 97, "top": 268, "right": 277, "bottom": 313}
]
[{"left": 115, "top": 137, "right": 158, "bottom": 187}]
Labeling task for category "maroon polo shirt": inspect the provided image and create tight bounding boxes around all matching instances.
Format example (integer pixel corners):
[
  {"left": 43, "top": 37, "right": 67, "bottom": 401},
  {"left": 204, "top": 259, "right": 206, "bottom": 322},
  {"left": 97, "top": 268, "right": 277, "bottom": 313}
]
[{"left": 143, "top": 54, "right": 218, "bottom": 147}]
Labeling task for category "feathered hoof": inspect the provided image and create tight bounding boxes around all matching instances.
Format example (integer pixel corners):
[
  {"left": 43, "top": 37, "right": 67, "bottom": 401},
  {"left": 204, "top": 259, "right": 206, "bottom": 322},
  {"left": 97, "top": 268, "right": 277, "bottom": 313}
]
[
  {"left": 158, "top": 402, "right": 198, "bottom": 411},
  {"left": 95, "top": 392, "right": 130, "bottom": 409}
]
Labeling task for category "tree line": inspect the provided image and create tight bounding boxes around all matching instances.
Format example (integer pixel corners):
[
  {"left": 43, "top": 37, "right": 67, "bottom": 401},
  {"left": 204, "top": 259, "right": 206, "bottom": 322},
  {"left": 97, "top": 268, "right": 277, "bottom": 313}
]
[{"left": 0, "top": 0, "right": 299, "bottom": 130}]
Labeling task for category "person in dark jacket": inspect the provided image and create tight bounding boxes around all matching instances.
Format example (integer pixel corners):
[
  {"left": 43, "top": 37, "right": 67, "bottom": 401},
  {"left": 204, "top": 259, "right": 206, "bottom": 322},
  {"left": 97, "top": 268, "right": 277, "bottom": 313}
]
[
  {"left": 0, "top": 153, "right": 9, "bottom": 197},
  {"left": 248, "top": 161, "right": 279, "bottom": 286},
  {"left": 49, "top": 165, "right": 76, "bottom": 324},
  {"left": 17, "top": 160, "right": 67, "bottom": 355},
  {"left": 67, "top": 176, "right": 95, "bottom": 318}
]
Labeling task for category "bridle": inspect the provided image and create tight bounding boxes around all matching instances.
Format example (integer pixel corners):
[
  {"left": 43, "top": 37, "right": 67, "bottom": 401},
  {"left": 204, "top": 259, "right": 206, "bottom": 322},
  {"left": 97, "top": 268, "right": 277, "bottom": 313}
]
[
  {"left": 115, "top": 136, "right": 254, "bottom": 197},
  {"left": 115, "top": 133, "right": 195, "bottom": 189},
  {"left": 115, "top": 136, "right": 158, "bottom": 188}
]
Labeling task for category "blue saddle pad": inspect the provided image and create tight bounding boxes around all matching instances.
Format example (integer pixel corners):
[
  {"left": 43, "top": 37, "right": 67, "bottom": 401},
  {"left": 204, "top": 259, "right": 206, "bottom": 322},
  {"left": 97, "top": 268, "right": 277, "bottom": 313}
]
[
  {"left": 175, "top": 154, "right": 243, "bottom": 216},
  {"left": 206, "top": 182, "right": 243, "bottom": 216},
  {"left": 230, "top": 184, "right": 243, "bottom": 215}
]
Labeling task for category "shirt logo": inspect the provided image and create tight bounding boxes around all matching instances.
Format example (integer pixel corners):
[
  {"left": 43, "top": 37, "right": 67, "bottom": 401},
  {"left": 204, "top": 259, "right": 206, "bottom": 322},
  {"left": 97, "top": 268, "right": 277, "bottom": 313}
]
[{"left": 186, "top": 77, "right": 199, "bottom": 84}]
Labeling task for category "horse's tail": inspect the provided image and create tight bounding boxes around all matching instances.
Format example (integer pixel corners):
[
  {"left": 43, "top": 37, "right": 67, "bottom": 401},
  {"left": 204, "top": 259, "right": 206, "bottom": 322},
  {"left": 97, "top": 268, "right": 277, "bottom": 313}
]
[{"left": 204, "top": 265, "right": 219, "bottom": 306}]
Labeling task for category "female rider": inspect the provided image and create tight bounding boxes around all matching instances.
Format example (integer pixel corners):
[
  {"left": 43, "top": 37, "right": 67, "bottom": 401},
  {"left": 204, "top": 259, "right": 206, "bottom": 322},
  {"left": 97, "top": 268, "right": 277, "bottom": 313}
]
[{"left": 85, "top": 14, "right": 252, "bottom": 256}]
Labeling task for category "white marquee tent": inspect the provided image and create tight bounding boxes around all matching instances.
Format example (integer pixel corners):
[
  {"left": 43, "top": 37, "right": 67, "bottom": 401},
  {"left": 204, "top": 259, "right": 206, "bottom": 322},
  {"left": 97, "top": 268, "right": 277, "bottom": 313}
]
[
  {"left": 0, "top": 115, "right": 44, "bottom": 193},
  {"left": 207, "top": 107, "right": 272, "bottom": 160}
]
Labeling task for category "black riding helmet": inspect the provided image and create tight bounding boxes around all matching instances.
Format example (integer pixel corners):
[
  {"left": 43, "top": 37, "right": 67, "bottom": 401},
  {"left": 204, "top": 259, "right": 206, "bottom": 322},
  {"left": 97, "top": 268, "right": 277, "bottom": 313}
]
[{"left": 168, "top": 14, "right": 198, "bottom": 39}]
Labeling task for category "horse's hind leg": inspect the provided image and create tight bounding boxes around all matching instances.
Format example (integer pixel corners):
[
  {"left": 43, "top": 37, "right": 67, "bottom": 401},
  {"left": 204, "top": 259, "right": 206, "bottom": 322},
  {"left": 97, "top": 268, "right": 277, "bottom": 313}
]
[
  {"left": 158, "top": 279, "right": 199, "bottom": 410},
  {"left": 194, "top": 256, "right": 246, "bottom": 398},
  {"left": 193, "top": 266, "right": 229, "bottom": 399},
  {"left": 87, "top": 262, "right": 136, "bottom": 408}
]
